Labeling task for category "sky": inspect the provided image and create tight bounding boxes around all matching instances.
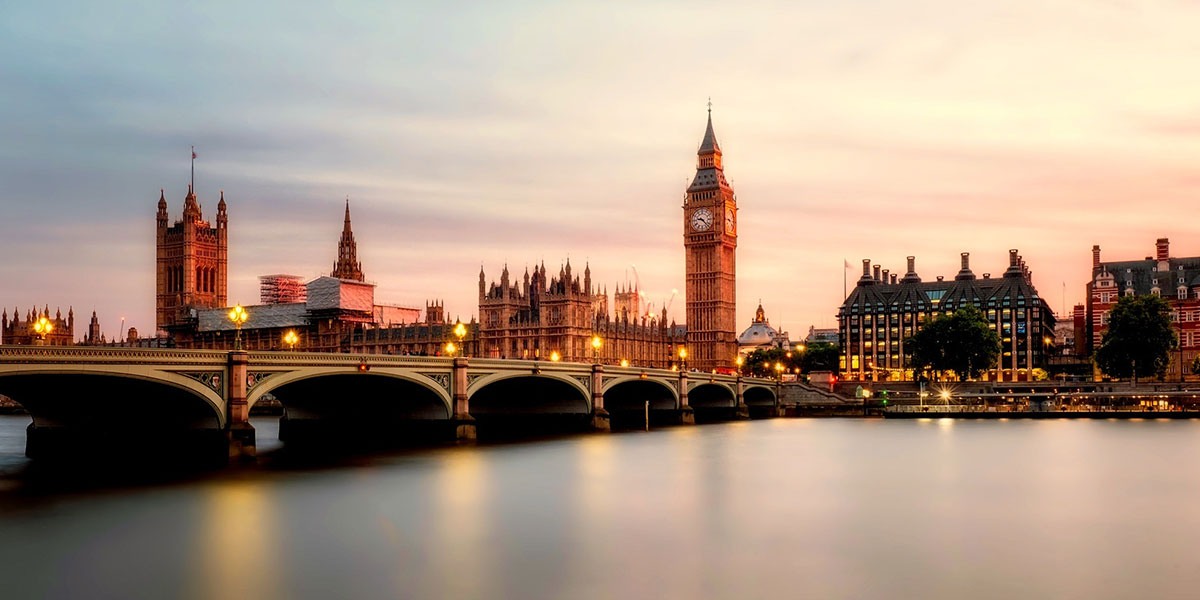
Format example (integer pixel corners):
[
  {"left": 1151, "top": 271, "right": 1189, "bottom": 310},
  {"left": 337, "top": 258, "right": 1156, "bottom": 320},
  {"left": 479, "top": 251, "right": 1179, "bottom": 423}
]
[{"left": 2, "top": 0, "right": 1200, "bottom": 341}]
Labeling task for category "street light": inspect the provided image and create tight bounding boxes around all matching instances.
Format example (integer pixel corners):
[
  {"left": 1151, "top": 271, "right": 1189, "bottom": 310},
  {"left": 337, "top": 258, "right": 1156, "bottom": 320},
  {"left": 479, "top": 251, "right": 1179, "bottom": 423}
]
[
  {"left": 550, "top": 350, "right": 561, "bottom": 362},
  {"left": 227, "top": 305, "right": 248, "bottom": 350},
  {"left": 454, "top": 320, "right": 468, "bottom": 358},
  {"left": 774, "top": 361, "right": 784, "bottom": 382},
  {"left": 591, "top": 335, "right": 602, "bottom": 364},
  {"left": 444, "top": 341, "right": 457, "bottom": 357},
  {"left": 33, "top": 316, "right": 53, "bottom": 345},
  {"left": 678, "top": 346, "right": 688, "bottom": 371},
  {"left": 283, "top": 330, "right": 299, "bottom": 351},
  {"left": 620, "top": 358, "right": 629, "bottom": 368},
  {"left": 735, "top": 355, "right": 744, "bottom": 375}
]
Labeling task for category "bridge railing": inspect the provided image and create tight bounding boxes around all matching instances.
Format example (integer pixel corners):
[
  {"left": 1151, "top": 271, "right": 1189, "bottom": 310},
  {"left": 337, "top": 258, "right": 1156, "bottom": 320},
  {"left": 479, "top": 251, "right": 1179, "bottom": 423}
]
[{"left": 0, "top": 345, "right": 230, "bottom": 365}]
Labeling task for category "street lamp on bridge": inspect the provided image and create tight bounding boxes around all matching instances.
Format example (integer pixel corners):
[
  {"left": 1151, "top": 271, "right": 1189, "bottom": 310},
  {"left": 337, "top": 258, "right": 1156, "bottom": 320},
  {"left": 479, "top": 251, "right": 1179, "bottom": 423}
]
[
  {"left": 454, "top": 320, "right": 468, "bottom": 358},
  {"left": 591, "top": 335, "right": 602, "bottom": 364},
  {"left": 283, "top": 330, "right": 299, "bottom": 351},
  {"left": 227, "top": 305, "right": 248, "bottom": 350},
  {"left": 678, "top": 346, "right": 688, "bottom": 371},
  {"left": 33, "top": 316, "right": 53, "bottom": 345},
  {"left": 444, "top": 341, "right": 458, "bottom": 358}
]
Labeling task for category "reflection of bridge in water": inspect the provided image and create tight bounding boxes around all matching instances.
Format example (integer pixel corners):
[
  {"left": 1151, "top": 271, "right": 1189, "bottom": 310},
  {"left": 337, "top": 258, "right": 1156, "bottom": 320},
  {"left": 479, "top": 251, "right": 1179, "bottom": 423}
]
[{"left": 0, "top": 346, "right": 782, "bottom": 462}]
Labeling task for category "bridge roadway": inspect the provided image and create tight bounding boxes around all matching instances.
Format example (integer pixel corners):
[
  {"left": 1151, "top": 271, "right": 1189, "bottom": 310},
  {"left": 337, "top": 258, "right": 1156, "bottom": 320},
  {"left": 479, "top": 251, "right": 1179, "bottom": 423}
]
[{"left": 0, "top": 346, "right": 781, "bottom": 462}]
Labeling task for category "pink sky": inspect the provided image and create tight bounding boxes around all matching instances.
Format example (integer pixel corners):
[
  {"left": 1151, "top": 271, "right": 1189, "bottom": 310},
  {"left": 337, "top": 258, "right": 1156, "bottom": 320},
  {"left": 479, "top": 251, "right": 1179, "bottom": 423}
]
[{"left": 2, "top": 1, "right": 1199, "bottom": 341}]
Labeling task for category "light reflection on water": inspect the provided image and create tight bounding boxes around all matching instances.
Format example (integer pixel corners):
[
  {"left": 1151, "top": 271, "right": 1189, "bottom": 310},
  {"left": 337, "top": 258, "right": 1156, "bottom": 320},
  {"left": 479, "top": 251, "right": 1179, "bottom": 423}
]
[{"left": 1, "top": 415, "right": 1200, "bottom": 598}]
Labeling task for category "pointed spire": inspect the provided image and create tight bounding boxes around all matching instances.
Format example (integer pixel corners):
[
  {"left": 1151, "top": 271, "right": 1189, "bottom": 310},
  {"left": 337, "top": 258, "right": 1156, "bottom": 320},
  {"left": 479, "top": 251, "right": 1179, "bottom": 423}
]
[
  {"left": 331, "top": 197, "right": 365, "bottom": 281},
  {"left": 698, "top": 100, "right": 721, "bottom": 156},
  {"left": 157, "top": 188, "right": 167, "bottom": 211},
  {"left": 218, "top": 189, "right": 226, "bottom": 211}
]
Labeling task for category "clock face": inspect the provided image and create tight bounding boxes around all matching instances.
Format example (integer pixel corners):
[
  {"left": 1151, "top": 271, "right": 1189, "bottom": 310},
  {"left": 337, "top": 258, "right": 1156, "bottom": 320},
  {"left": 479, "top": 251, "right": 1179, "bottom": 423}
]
[
  {"left": 690, "top": 208, "right": 713, "bottom": 231},
  {"left": 725, "top": 208, "right": 735, "bottom": 234}
]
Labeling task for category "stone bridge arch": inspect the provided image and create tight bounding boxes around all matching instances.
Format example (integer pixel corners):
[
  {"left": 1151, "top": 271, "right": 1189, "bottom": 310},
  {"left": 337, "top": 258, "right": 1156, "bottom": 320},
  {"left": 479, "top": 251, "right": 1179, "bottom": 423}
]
[
  {"left": 688, "top": 381, "right": 738, "bottom": 409},
  {"left": 245, "top": 367, "right": 454, "bottom": 445},
  {"left": 0, "top": 365, "right": 228, "bottom": 460},
  {"left": 245, "top": 367, "right": 452, "bottom": 414},
  {"left": 466, "top": 371, "right": 593, "bottom": 437},
  {"left": 743, "top": 384, "right": 778, "bottom": 407},
  {"left": 602, "top": 376, "right": 680, "bottom": 410}
]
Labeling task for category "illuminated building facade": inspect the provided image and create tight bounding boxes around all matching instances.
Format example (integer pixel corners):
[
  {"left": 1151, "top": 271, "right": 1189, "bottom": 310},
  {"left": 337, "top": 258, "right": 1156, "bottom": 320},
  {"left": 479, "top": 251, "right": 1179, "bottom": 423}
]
[
  {"left": 478, "top": 261, "right": 684, "bottom": 367},
  {"left": 837, "top": 250, "right": 1056, "bottom": 382}
]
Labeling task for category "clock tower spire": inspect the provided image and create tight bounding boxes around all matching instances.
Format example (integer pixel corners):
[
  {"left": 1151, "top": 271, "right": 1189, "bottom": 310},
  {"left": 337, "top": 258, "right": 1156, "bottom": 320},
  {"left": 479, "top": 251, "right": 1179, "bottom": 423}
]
[{"left": 683, "top": 103, "right": 738, "bottom": 371}]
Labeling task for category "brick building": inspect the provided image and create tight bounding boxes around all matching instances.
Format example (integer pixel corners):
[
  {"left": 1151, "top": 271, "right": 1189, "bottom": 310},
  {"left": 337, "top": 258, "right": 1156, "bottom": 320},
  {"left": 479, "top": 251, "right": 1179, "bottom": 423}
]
[{"left": 1086, "top": 238, "right": 1200, "bottom": 380}]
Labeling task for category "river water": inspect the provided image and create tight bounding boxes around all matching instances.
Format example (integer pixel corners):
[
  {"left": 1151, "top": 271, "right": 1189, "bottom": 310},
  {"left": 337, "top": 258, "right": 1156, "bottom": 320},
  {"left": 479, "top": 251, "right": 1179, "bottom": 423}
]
[{"left": 2, "top": 414, "right": 1200, "bottom": 599}]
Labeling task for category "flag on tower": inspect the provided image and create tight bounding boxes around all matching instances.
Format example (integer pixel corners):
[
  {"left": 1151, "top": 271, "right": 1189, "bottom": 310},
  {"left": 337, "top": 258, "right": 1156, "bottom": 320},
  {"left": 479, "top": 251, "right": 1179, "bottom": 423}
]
[{"left": 192, "top": 149, "right": 197, "bottom": 159}]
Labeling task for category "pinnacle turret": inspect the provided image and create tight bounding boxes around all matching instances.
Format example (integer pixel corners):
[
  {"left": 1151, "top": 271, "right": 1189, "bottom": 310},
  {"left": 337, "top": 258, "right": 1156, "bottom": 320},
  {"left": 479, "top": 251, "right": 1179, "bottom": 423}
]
[{"left": 330, "top": 198, "right": 365, "bottom": 281}]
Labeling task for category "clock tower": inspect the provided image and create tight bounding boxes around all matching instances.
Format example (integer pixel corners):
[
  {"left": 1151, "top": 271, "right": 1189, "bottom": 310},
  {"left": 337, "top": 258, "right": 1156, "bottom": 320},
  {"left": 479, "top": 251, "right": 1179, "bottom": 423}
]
[{"left": 683, "top": 106, "right": 737, "bottom": 371}]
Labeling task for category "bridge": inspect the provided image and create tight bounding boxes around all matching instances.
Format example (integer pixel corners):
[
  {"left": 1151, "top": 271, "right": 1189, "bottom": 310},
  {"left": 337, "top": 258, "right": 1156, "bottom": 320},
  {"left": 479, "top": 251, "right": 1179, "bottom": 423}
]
[{"left": 0, "top": 346, "right": 782, "bottom": 462}]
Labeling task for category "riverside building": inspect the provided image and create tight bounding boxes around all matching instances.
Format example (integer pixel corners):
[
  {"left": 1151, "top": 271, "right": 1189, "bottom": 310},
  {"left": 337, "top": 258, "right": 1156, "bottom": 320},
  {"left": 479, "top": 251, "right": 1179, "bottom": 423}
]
[
  {"left": 1087, "top": 238, "right": 1200, "bottom": 380},
  {"left": 837, "top": 250, "right": 1056, "bottom": 382}
]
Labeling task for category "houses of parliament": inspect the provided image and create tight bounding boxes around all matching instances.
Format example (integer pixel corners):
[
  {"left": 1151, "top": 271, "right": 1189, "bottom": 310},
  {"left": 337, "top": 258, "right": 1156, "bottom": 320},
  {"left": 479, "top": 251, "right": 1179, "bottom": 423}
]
[{"left": 38, "top": 109, "right": 740, "bottom": 370}]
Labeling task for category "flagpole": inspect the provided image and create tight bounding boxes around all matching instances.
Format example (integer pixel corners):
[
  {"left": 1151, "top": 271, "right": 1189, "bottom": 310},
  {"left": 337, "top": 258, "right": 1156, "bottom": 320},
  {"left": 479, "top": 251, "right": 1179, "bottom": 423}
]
[
  {"left": 191, "top": 145, "right": 195, "bottom": 193},
  {"left": 843, "top": 259, "right": 847, "bottom": 300}
]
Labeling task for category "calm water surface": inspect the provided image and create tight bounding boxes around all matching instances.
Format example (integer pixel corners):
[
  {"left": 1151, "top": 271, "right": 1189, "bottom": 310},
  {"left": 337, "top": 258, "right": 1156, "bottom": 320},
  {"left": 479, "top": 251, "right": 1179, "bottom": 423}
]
[{"left": 2, "top": 414, "right": 1200, "bottom": 599}]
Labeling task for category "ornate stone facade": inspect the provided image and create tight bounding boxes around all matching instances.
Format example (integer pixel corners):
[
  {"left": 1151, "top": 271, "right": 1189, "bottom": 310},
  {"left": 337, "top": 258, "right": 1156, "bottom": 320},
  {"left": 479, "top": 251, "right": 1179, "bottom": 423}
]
[
  {"left": 156, "top": 185, "right": 227, "bottom": 333},
  {"left": 683, "top": 108, "right": 738, "bottom": 371},
  {"left": 1, "top": 306, "right": 75, "bottom": 345},
  {"left": 478, "top": 261, "right": 683, "bottom": 366}
]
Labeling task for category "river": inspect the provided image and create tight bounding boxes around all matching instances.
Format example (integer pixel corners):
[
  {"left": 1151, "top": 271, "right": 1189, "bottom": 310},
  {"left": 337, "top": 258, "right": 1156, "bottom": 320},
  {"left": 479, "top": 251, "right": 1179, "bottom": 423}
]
[{"left": 1, "top": 414, "right": 1199, "bottom": 599}]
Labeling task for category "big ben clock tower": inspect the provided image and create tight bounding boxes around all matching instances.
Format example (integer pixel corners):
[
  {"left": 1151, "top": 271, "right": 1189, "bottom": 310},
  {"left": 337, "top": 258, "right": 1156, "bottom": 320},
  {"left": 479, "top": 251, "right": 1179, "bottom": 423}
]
[{"left": 683, "top": 105, "right": 737, "bottom": 371}]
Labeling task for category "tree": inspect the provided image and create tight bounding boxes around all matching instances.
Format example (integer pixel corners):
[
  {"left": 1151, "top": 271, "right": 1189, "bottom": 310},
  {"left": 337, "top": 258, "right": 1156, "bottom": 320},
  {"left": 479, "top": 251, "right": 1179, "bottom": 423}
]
[
  {"left": 1193, "top": 356, "right": 1200, "bottom": 377},
  {"left": 799, "top": 342, "right": 840, "bottom": 373},
  {"left": 905, "top": 305, "right": 1001, "bottom": 381},
  {"left": 1094, "top": 294, "right": 1176, "bottom": 382}
]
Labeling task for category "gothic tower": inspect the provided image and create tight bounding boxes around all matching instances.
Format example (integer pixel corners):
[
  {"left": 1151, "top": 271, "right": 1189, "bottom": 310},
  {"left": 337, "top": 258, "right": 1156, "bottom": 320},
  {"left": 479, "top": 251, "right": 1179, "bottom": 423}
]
[
  {"left": 331, "top": 199, "right": 365, "bottom": 281},
  {"left": 683, "top": 106, "right": 738, "bottom": 371},
  {"left": 156, "top": 185, "right": 228, "bottom": 332}
]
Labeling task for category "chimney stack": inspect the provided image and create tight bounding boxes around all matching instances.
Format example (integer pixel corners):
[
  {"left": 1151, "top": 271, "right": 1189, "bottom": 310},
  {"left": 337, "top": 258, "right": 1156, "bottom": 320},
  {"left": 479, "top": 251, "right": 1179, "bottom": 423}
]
[
  {"left": 1092, "top": 245, "right": 1101, "bottom": 269},
  {"left": 861, "top": 259, "right": 871, "bottom": 279},
  {"left": 1156, "top": 238, "right": 1169, "bottom": 262},
  {"left": 961, "top": 252, "right": 970, "bottom": 271},
  {"left": 1009, "top": 249, "right": 1019, "bottom": 267},
  {"left": 890, "top": 274, "right": 897, "bottom": 284},
  {"left": 906, "top": 256, "right": 915, "bottom": 274},
  {"left": 881, "top": 268, "right": 890, "bottom": 283},
  {"left": 873, "top": 265, "right": 881, "bottom": 282}
]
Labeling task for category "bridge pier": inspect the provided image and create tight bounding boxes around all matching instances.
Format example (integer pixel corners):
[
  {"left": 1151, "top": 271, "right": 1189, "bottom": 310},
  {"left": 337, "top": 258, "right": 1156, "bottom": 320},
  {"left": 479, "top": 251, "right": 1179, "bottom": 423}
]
[
  {"left": 226, "top": 350, "right": 256, "bottom": 461},
  {"left": 590, "top": 364, "right": 610, "bottom": 432},
  {"left": 735, "top": 376, "right": 750, "bottom": 420},
  {"left": 452, "top": 356, "right": 476, "bottom": 443},
  {"left": 678, "top": 370, "right": 695, "bottom": 425}
]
